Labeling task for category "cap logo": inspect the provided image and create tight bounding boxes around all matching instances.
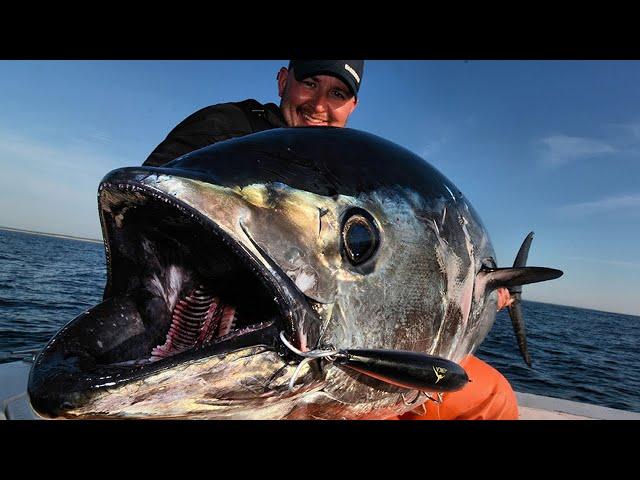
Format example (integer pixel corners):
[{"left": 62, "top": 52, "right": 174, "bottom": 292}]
[{"left": 344, "top": 63, "right": 360, "bottom": 84}]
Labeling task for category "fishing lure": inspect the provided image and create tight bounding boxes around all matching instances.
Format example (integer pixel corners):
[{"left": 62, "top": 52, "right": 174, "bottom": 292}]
[{"left": 279, "top": 332, "right": 469, "bottom": 392}]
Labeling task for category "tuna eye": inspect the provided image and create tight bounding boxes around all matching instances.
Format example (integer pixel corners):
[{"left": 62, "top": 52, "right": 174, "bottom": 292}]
[{"left": 341, "top": 210, "right": 379, "bottom": 265}]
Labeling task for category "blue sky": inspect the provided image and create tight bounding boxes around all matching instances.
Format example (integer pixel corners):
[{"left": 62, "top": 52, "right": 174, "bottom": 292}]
[{"left": 1, "top": 60, "right": 639, "bottom": 316}]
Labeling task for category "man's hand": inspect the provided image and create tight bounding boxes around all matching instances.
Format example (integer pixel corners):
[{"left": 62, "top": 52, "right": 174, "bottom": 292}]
[{"left": 496, "top": 287, "right": 514, "bottom": 311}]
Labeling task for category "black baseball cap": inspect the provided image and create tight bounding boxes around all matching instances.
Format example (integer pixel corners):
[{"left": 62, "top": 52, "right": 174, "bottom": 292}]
[{"left": 288, "top": 60, "right": 364, "bottom": 97}]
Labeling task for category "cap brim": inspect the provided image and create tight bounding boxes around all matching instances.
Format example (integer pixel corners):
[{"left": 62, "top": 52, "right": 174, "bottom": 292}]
[{"left": 292, "top": 64, "right": 358, "bottom": 97}]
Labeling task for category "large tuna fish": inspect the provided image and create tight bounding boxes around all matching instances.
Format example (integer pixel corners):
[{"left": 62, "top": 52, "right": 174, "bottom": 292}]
[{"left": 28, "top": 127, "right": 561, "bottom": 419}]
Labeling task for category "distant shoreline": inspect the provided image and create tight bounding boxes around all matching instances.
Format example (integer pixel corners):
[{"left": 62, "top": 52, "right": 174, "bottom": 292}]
[
  {"left": 0, "top": 226, "right": 102, "bottom": 244},
  {"left": 525, "top": 298, "right": 638, "bottom": 319}
]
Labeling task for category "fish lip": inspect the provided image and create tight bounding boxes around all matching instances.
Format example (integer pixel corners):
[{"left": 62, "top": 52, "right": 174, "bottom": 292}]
[{"left": 29, "top": 169, "right": 321, "bottom": 415}]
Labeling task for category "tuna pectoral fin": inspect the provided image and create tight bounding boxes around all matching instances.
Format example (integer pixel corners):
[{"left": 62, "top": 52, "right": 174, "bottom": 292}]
[
  {"left": 479, "top": 265, "right": 561, "bottom": 367},
  {"left": 507, "top": 231, "right": 535, "bottom": 367},
  {"left": 482, "top": 266, "right": 563, "bottom": 291},
  {"left": 336, "top": 349, "right": 469, "bottom": 392},
  {"left": 507, "top": 296, "right": 531, "bottom": 367},
  {"left": 479, "top": 232, "right": 563, "bottom": 368}
]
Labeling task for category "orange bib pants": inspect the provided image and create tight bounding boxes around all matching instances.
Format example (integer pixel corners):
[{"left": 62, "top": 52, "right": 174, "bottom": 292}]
[{"left": 391, "top": 355, "right": 519, "bottom": 420}]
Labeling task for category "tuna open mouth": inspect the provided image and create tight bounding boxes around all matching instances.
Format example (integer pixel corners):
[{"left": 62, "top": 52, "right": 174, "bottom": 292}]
[
  {"left": 97, "top": 180, "right": 286, "bottom": 369},
  {"left": 29, "top": 173, "right": 309, "bottom": 415}
]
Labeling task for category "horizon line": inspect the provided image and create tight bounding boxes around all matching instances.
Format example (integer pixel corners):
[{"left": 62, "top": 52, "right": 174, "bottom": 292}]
[
  {"left": 0, "top": 225, "right": 102, "bottom": 244},
  {"left": 1, "top": 225, "right": 638, "bottom": 318}
]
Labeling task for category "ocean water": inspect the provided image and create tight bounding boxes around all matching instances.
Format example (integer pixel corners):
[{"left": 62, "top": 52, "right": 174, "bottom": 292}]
[{"left": 1, "top": 228, "right": 638, "bottom": 413}]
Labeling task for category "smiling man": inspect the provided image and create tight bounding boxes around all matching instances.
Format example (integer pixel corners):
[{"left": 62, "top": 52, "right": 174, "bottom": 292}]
[
  {"left": 277, "top": 60, "right": 360, "bottom": 127},
  {"left": 143, "top": 60, "right": 364, "bottom": 166}
]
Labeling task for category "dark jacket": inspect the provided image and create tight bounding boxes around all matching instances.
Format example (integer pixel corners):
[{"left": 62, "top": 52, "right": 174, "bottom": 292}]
[{"left": 143, "top": 99, "right": 287, "bottom": 167}]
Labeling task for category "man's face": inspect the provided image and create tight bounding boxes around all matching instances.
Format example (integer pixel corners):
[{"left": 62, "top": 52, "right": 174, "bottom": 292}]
[{"left": 277, "top": 67, "right": 358, "bottom": 128}]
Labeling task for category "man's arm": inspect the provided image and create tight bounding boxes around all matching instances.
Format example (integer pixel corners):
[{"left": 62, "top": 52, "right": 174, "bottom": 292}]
[{"left": 143, "top": 103, "right": 255, "bottom": 167}]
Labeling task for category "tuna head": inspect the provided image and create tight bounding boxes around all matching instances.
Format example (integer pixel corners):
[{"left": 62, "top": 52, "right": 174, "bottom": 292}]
[{"left": 28, "top": 127, "right": 558, "bottom": 419}]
